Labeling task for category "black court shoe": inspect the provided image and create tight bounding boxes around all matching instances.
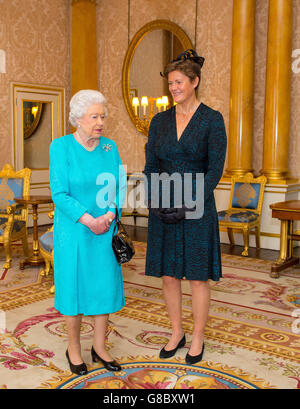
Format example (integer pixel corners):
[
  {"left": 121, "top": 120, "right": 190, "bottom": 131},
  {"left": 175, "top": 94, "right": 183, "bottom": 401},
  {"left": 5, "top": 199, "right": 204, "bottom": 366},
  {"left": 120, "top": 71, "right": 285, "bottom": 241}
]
[
  {"left": 159, "top": 334, "right": 186, "bottom": 359},
  {"left": 185, "top": 343, "right": 205, "bottom": 365},
  {"left": 91, "top": 346, "right": 121, "bottom": 372},
  {"left": 66, "top": 349, "right": 88, "bottom": 376}
]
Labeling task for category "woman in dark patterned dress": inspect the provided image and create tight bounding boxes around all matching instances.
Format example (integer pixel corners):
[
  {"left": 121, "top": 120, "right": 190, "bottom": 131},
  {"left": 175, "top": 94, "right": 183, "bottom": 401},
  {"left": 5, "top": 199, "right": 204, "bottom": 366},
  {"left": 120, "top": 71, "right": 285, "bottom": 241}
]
[{"left": 144, "top": 50, "right": 227, "bottom": 364}]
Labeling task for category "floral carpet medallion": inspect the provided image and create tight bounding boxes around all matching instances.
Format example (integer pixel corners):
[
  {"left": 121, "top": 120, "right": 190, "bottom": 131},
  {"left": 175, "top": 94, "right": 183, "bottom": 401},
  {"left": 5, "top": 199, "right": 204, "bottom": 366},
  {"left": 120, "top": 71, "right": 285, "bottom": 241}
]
[
  {"left": 42, "top": 359, "right": 272, "bottom": 389},
  {"left": 0, "top": 241, "right": 300, "bottom": 389}
]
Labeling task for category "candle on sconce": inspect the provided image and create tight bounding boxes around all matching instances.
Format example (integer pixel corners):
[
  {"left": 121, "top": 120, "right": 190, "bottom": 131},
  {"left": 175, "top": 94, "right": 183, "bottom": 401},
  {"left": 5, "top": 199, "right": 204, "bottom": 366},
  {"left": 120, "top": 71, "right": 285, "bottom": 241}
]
[
  {"left": 31, "top": 105, "right": 38, "bottom": 117},
  {"left": 132, "top": 97, "right": 139, "bottom": 116},
  {"left": 156, "top": 98, "right": 162, "bottom": 112},
  {"left": 161, "top": 96, "right": 168, "bottom": 111},
  {"left": 141, "top": 96, "right": 148, "bottom": 116}
]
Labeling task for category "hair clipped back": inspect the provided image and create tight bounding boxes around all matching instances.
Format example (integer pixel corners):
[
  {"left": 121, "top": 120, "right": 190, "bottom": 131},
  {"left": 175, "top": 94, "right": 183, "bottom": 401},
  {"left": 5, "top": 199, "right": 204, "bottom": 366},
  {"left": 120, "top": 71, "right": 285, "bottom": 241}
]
[
  {"left": 69, "top": 89, "right": 107, "bottom": 127},
  {"left": 161, "top": 49, "right": 205, "bottom": 90}
]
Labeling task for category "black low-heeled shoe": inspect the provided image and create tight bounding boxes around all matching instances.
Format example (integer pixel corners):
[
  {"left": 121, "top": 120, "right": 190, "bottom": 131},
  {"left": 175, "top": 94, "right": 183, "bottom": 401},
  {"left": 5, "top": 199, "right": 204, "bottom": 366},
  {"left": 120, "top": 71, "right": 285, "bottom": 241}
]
[
  {"left": 185, "top": 343, "right": 205, "bottom": 365},
  {"left": 91, "top": 346, "right": 121, "bottom": 372},
  {"left": 159, "top": 334, "right": 186, "bottom": 359},
  {"left": 66, "top": 349, "right": 88, "bottom": 376}
]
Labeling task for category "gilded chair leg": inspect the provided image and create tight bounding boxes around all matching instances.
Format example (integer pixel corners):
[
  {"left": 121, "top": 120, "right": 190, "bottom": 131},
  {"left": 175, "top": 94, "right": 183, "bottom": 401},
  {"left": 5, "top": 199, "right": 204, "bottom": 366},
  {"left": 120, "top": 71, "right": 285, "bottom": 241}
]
[
  {"left": 227, "top": 228, "right": 235, "bottom": 245},
  {"left": 241, "top": 229, "right": 249, "bottom": 257},
  {"left": 255, "top": 226, "right": 260, "bottom": 249},
  {"left": 3, "top": 241, "right": 12, "bottom": 269},
  {"left": 40, "top": 259, "right": 51, "bottom": 277}
]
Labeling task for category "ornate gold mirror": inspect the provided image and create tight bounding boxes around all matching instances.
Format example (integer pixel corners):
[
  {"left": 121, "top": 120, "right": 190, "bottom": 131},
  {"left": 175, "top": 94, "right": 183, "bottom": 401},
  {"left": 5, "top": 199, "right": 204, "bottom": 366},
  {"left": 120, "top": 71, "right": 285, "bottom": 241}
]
[
  {"left": 23, "top": 101, "right": 52, "bottom": 169},
  {"left": 23, "top": 101, "right": 43, "bottom": 139},
  {"left": 122, "top": 20, "right": 193, "bottom": 136}
]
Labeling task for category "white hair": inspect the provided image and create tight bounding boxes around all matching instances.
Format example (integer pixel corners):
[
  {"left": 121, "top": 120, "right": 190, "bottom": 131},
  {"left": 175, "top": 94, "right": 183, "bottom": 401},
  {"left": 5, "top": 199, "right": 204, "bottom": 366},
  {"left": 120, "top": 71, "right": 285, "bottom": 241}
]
[{"left": 69, "top": 89, "right": 108, "bottom": 127}]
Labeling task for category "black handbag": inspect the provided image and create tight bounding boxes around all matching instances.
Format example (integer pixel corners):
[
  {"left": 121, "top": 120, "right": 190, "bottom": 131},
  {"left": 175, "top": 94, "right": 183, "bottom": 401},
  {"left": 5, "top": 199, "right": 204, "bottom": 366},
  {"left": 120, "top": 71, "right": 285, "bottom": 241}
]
[{"left": 112, "top": 205, "right": 135, "bottom": 264}]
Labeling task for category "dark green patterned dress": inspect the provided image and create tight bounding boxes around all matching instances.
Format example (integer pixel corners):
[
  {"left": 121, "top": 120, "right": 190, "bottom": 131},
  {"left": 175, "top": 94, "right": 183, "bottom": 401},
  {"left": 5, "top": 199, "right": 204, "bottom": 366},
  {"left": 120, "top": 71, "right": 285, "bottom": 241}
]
[{"left": 144, "top": 103, "right": 227, "bottom": 281}]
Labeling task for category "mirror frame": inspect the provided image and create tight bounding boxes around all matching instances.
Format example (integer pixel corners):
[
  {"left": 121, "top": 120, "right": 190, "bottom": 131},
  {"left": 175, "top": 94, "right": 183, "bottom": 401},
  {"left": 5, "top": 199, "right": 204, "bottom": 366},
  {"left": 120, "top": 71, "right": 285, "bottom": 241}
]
[
  {"left": 122, "top": 19, "right": 193, "bottom": 136},
  {"left": 23, "top": 101, "right": 43, "bottom": 139}
]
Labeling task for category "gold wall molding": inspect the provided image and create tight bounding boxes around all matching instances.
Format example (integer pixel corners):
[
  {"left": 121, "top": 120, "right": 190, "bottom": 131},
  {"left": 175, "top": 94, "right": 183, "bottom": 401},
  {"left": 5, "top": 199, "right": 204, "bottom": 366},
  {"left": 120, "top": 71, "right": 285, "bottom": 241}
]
[
  {"left": 224, "top": 0, "right": 255, "bottom": 178},
  {"left": 260, "top": 0, "right": 295, "bottom": 184}
]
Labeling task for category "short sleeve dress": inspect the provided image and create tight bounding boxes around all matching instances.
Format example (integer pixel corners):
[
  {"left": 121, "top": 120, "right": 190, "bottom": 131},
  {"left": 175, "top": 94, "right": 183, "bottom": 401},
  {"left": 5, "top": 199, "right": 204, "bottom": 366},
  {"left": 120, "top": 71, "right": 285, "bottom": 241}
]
[
  {"left": 144, "top": 103, "right": 227, "bottom": 282},
  {"left": 49, "top": 134, "right": 127, "bottom": 316}
]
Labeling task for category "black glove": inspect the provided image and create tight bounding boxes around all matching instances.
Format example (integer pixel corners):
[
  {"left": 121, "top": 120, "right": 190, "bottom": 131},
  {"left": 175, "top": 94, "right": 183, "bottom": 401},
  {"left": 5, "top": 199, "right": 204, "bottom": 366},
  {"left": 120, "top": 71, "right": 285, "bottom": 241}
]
[
  {"left": 160, "top": 207, "right": 186, "bottom": 224},
  {"left": 149, "top": 208, "right": 162, "bottom": 219},
  {"left": 150, "top": 207, "right": 186, "bottom": 224}
]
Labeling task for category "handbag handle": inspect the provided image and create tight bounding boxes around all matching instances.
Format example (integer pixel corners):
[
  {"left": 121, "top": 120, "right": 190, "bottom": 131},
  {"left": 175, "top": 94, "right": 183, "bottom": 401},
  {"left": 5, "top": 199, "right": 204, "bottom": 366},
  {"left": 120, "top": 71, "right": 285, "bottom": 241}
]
[{"left": 112, "top": 203, "right": 121, "bottom": 235}]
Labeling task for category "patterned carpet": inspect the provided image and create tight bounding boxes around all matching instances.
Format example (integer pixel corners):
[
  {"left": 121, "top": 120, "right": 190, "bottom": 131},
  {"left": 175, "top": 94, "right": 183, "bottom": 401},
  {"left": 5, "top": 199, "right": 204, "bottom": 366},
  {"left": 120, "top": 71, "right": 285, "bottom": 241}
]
[{"left": 0, "top": 241, "right": 299, "bottom": 389}]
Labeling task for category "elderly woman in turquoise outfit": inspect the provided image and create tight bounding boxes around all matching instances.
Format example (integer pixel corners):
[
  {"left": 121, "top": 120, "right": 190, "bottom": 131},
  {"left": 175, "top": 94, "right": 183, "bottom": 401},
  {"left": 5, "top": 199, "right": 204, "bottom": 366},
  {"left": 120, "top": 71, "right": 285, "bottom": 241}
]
[
  {"left": 49, "top": 89, "right": 126, "bottom": 375},
  {"left": 144, "top": 50, "right": 227, "bottom": 365}
]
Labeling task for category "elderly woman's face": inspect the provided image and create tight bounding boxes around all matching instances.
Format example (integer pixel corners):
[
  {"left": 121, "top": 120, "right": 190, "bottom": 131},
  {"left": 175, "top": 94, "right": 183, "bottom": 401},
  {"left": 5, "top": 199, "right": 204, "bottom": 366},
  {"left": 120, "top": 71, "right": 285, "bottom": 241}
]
[
  {"left": 77, "top": 103, "right": 105, "bottom": 138},
  {"left": 168, "top": 70, "right": 198, "bottom": 105}
]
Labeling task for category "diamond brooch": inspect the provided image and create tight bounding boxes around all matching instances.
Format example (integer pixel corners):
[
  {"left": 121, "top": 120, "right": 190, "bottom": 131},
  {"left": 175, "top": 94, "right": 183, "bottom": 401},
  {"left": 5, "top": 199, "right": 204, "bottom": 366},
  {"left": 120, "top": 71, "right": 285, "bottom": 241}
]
[{"left": 103, "top": 144, "right": 112, "bottom": 151}]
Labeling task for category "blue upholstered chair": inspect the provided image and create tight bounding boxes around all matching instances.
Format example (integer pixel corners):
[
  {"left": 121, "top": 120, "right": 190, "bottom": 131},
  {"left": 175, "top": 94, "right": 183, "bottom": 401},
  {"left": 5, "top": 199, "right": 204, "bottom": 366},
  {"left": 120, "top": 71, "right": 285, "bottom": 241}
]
[
  {"left": 0, "top": 164, "right": 32, "bottom": 269},
  {"left": 39, "top": 210, "right": 54, "bottom": 293},
  {"left": 218, "top": 173, "right": 267, "bottom": 256}
]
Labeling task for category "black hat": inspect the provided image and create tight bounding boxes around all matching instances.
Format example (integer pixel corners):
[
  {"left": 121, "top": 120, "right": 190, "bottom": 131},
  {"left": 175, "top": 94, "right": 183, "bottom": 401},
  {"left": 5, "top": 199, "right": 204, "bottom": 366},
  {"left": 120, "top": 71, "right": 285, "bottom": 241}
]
[{"left": 172, "top": 49, "right": 205, "bottom": 67}]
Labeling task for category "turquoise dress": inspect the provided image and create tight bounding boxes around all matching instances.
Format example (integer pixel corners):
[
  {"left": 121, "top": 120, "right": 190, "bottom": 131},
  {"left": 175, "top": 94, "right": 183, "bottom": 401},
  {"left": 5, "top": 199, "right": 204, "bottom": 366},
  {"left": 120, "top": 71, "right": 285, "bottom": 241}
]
[{"left": 49, "top": 134, "right": 127, "bottom": 316}]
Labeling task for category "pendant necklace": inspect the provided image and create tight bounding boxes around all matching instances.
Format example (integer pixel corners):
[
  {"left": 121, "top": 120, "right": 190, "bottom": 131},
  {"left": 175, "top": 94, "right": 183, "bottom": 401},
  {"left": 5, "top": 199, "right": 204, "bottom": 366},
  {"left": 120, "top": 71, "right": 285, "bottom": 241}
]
[{"left": 176, "top": 102, "right": 200, "bottom": 122}]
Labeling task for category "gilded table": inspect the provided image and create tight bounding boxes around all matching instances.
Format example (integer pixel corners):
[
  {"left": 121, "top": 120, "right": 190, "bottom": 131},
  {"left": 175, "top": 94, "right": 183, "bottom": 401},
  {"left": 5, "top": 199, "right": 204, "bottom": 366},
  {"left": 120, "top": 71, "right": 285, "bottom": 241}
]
[
  {"left": 270, "top": 200, "right": 300, "bottom": 278},
  {"left": 15, "top": 195, "right": 53, "bottom": 269}
]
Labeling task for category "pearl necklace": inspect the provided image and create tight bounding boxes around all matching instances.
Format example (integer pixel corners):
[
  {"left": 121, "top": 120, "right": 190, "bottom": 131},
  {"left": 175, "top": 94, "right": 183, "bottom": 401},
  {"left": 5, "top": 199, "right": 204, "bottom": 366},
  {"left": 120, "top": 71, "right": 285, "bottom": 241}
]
[
  {"left": 74, "top": 131, "right": 99, "bottom": 152},
  {"left": 176, "top": 102, "right": 200, "bottom": 122}
]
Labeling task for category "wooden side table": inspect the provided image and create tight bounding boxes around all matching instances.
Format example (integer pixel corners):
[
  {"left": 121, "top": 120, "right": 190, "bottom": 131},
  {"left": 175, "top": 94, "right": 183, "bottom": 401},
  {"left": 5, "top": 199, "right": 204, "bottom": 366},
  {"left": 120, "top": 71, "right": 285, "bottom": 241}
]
[
  {"left": 270, "top": 200, "right": 300, "bottom": 278},
  {"left": 15, "top": 195, "right": 53, "bottom": 269}
]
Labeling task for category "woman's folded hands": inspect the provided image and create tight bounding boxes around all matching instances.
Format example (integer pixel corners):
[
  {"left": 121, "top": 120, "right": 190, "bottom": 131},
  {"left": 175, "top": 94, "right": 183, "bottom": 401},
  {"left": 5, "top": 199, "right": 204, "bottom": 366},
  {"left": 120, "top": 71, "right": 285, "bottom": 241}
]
[{"left": 79, "top": 212, "right": 115, "bottom": 234}]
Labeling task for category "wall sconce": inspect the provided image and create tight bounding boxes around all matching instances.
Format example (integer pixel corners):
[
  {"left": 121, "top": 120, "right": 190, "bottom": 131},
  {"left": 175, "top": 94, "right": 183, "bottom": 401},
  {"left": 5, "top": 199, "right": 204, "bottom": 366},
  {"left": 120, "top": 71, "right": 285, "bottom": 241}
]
[{"left": 131, "top": 95, "right": 169, "bottom": 135}]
